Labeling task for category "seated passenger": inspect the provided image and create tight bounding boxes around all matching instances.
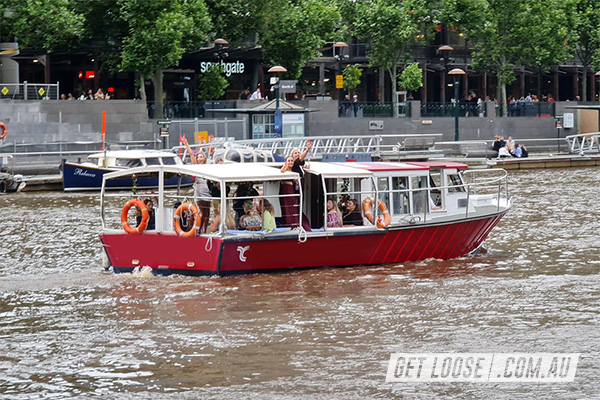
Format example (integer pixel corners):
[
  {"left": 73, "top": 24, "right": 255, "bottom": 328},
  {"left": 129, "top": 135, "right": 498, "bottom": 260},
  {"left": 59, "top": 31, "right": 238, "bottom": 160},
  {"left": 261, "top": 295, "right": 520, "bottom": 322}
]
[
  {"left": 342, "top": 198, "right": 363, "bottom": 226},
  {"left": 137, "top": 198, "right": 156, "bottom": 230},
  {"left": 239, "top": 200, "right": 263, "bottom": 231},
  {"left": 497, "top": 146, "right": 511, "bottom": 158},
  {"left": 233, "top": 182, "right": 259, "bottom": 225},
  {"left": 326, "top": 198, "right": 342, "bottom": 227},
  {"left": 257, "top": 199, "right": 276, "bottom": 233},
  {"left": 210, "top": 200, "right": 236, "bottom": 233}
]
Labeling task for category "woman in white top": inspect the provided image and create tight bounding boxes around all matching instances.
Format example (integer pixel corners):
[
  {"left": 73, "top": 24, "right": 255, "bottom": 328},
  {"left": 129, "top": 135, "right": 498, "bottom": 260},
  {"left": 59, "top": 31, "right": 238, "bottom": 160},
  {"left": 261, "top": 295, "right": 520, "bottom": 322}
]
[{"left": 183, "top": 137, "right": 211, "bottom": 233}]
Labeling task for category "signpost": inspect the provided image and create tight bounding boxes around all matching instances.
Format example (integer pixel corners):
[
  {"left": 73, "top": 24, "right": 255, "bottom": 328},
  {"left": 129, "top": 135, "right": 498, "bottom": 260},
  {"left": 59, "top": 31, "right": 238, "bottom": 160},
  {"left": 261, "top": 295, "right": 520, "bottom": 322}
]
[{"left": 157, "top": 120, "right": 171, "bottom": 149}]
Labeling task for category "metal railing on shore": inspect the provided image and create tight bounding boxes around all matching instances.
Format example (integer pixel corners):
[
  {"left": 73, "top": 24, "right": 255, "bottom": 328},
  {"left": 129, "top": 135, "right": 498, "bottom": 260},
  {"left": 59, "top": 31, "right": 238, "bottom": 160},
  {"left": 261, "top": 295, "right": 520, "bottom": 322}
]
[
  {"left": 421, "top": 102, "right": 487, "bottom": 118},
  {"left": 174, "top": 133, "right": 443, "bottom": 161},
  {"left": 565, "top": 132, "right": 600, "bottom": 154},
  {"left": 0, "top": 81, "right": 60, "bottom": 100}
]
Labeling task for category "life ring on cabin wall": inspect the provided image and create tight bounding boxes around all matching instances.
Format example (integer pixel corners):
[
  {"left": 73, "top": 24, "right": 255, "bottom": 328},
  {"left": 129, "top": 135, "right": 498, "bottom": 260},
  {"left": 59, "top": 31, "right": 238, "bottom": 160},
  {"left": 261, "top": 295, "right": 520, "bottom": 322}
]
[
  {"left": 174, "top": 202, "right": 202, "bottom": 238},
  {"left": 121, "top": 198, "right": 149, "bottom": 234},
  {"left": 0, "top": 122, "right": 7, "bottom": 140},
  {"left": 362, "top": 198, "right": 391, "bottom": 228}
]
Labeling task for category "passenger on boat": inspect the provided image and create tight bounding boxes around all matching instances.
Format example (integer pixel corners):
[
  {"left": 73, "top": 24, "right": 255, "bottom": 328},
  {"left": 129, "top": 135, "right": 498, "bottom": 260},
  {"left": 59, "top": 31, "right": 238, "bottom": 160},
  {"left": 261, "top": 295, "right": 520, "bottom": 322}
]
[
  {"left": 257, "top": 199, "right": 277, "bottom": 233},
  {"left": 182, "top": 137, "right": 211, "bottom": 233},
  {"left": 342, "top": 198, "right": 363, "bottom": 226},
  {"left": 239, "top": 200, "right": 263, "bottom": 231},
  {"left": 137, "top": 198, "right": 156, "bottom": 230},
  {"left": 290, "top": 139, "right": 313, "bottom": 191},
  {"left": 209, "top": 199, "right": 236, "bottom": 233},
  {"left": 327, "top": 198, "right": 343, "bottom": 228},
  {"left": 233, "top": 182, "right": 259, "bottom": 225},
  {"left": 280, "top": 156, "right": 311, "bottom": 231}
]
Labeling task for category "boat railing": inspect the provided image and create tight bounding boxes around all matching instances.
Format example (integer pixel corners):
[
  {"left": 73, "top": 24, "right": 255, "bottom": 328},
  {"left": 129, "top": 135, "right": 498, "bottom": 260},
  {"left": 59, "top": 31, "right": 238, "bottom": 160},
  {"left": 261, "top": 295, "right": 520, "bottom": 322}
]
[
  {"left": 462, "top": 169, "right": 510, "bottom": 216},
  {"left": 565, "top": 132, "right": 600, "bottom": 154}
]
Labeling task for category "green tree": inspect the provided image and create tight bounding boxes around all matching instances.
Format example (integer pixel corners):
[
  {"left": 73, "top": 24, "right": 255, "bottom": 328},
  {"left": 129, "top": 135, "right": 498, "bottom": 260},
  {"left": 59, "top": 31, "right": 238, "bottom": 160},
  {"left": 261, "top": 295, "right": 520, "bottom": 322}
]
[
  {"left": 343, "top": 64, "right": 362, "bottom": 93},
  {"left": 259, "top": 0, "right": 340, "bottom": 79},
  {"left": 398, "top": 62, "right": 423, "bottom": 94},
  {"left": 352, "top": 0, "right": 432, "bottom": 115},
  {"left": 448, "top": 0, "right": 575, "bottom": 113},
  {"left": 94, "top": 0, "right": 211, "bottom": 118},
  {"left": 3, "top": 0, "right": 84, "bottom": 51},
  {"left": 574, "top": 0, "right": 600, "bottom": 101},
  {"left": 205, "top": 0, "right": 268, "bottom": 44},
  {"left": 197, "top": 64, "right": 229, "bottom": 100}
]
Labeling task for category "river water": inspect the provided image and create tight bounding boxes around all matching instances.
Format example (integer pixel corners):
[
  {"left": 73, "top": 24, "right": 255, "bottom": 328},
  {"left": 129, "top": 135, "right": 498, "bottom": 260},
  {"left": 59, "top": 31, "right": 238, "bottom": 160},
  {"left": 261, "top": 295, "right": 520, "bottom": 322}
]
[{"left": 0, "top": 168, "right": 599, "bottom": 399}]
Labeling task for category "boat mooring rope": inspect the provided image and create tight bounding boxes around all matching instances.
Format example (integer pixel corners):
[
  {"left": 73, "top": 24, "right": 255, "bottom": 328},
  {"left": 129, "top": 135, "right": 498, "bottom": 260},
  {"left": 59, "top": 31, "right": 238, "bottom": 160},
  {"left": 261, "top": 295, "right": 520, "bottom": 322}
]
[{"left": 297, "top": 227, "right": 307, "bottom": 243}]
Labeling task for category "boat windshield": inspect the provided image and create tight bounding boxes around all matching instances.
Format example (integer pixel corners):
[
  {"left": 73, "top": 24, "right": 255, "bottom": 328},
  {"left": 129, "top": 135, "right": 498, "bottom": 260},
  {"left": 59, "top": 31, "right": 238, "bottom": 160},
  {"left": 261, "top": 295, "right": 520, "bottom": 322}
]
[
  {"left": 161, "top": 157, "right": 178, "bottom": 165},
  {"left": 115, "top": 159, "right": 142, "bottom": 168},
  {"left": 145, "top": 158, "right": 160, "bottom": 166}
]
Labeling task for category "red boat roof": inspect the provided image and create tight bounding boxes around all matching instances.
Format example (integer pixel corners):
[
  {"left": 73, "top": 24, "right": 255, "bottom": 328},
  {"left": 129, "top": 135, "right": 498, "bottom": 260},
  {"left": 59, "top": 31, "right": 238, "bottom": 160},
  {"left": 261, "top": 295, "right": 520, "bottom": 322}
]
[
  {"left": 407, "top": 161, "right": 468, "bottom": 169},
  {"left": 343, "top": 162, "right": 430, "bottom": 171}
]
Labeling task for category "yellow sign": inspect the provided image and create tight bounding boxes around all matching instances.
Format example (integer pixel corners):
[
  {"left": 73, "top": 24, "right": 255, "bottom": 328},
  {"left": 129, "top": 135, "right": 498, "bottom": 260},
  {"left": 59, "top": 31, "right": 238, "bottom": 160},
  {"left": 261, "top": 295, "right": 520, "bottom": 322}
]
[
  {"left": 38, "top": 88, "right": 45, "bottom": 96},
  {"left": 1, "top": 87, "right": 8, "bottom": 96},
  {"left": 336, "top": 75, "right": 344, "bottom": 89},
  {"left": 195, "top": 131, "right": 208, "bottom": 143}
]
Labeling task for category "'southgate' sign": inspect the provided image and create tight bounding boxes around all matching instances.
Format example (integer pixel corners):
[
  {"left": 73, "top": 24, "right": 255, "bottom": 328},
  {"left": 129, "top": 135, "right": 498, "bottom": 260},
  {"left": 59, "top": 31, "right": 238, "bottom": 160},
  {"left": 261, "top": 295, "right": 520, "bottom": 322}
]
[{"left": 200, "top": 60, "right": 245, "bottom": 77}]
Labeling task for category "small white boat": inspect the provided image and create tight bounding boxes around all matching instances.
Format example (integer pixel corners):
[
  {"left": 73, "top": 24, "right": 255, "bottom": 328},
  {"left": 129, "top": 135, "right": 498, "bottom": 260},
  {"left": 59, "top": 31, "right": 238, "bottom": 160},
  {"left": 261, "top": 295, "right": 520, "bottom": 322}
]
[{"left": 62, "top": 150, "right": 195, "bottom": 191}]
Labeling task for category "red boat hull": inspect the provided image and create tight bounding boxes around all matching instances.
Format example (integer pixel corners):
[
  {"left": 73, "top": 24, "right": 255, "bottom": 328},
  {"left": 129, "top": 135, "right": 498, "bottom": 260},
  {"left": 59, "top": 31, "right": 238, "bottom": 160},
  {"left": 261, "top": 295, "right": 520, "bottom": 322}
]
[{"left": 100, "top": 213, "right": 505, "bottom": 276}]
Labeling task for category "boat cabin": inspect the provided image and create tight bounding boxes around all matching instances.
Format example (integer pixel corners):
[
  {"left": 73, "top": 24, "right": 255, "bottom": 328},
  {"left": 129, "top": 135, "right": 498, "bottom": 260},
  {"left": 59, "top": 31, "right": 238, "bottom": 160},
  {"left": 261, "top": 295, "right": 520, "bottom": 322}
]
[{"left": 101, "top": 160, "right": 506, "bottom": 236}]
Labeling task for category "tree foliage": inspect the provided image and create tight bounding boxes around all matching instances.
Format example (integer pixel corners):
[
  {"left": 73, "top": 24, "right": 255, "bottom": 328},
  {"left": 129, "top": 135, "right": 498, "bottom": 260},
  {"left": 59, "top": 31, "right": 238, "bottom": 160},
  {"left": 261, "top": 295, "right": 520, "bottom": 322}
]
[
  {"left": 197, "top": 64, "right": 229, "bottom": 100},
  {"left": 352, "top": 0, "right": 431, "bottom": 113},
  {"left": 115, "top": 0, "right": 212, "bottom": 117},
  {"left": 574, "top": 0, "right": 600, "bottom": 100},
  {"left": 3, "top": 0, "right": 84, "bottom": 52},
  {"left": 205, "top": 0, "right": 268, "bottom": 45},
  {"left": 259, "top": 0, "right": 341, "bottom": 79},
  {"left": 398, "top": 62, "right": 423, "bottom": 93},
  {"left": 343, "top": 64, "right": 362, "bottom": 91},
  {"left": 443, "top": 0, "right": 575, "bottom": 113}
]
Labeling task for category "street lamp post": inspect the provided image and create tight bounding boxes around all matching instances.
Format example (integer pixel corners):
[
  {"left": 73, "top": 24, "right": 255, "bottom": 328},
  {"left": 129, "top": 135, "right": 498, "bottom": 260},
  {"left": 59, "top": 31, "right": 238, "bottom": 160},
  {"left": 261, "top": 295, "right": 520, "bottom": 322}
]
[
  {"left": 333, "top": 41, "right": 349, "bottom": 111},
  {"left": 448, "top": 68, "right": 466, "bottom": 142},
  {"left": 437, "top": 45, "right": 453, "bottom": 104},
  {"left": 268, "top": 65, "right": 287, "bottom": 137}
]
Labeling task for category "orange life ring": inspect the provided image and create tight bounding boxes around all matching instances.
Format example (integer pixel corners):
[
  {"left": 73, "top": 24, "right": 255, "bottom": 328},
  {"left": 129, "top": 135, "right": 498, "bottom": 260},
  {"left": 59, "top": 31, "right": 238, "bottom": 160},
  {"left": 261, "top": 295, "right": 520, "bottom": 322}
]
[
  {"left": 121, "top": 198, "right": 149, "bottom": 234},
  {"left": 362, "top": 198, "right": 391, "bottom": 228},
  {"left": 174, "top": 202, "right": 202, "bottom": 237},
  {"left": 0, "top": 122, "right": 7, "bottom": 140}
]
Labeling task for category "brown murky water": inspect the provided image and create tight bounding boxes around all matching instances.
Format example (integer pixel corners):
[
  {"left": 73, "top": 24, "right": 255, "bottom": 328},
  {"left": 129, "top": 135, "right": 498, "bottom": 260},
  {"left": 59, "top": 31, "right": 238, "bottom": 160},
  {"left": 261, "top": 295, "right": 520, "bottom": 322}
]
[{"left": 1, "top": 168, "right": 599, "bottom": 399}]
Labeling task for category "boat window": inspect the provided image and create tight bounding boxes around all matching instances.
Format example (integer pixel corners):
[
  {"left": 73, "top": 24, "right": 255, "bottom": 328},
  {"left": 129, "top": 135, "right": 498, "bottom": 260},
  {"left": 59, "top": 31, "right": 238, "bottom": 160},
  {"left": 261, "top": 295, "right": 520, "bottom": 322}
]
[
  {"left": 447, "top": 173, "right": 465, "bottom": 193},
  {"left": 377, "top": 177, "right": 389, "bottom": 207},
  {"left": 429, "top": 171, "right": 443, "bottom": 208},
  {"left": 116, "top": 159, "right": 142, "bottom": 168},
  {"left": 145, "top": 158, "right": 160, "bottom": 166},
  {"left": 392, "top": 176, "right": 409, "bottom": 215},
  {"left": 411, "top": 176, "right": 429, "bottom": 214},
  {"left": 161, "top": 156, "right": 178, "bottom": 165}
]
